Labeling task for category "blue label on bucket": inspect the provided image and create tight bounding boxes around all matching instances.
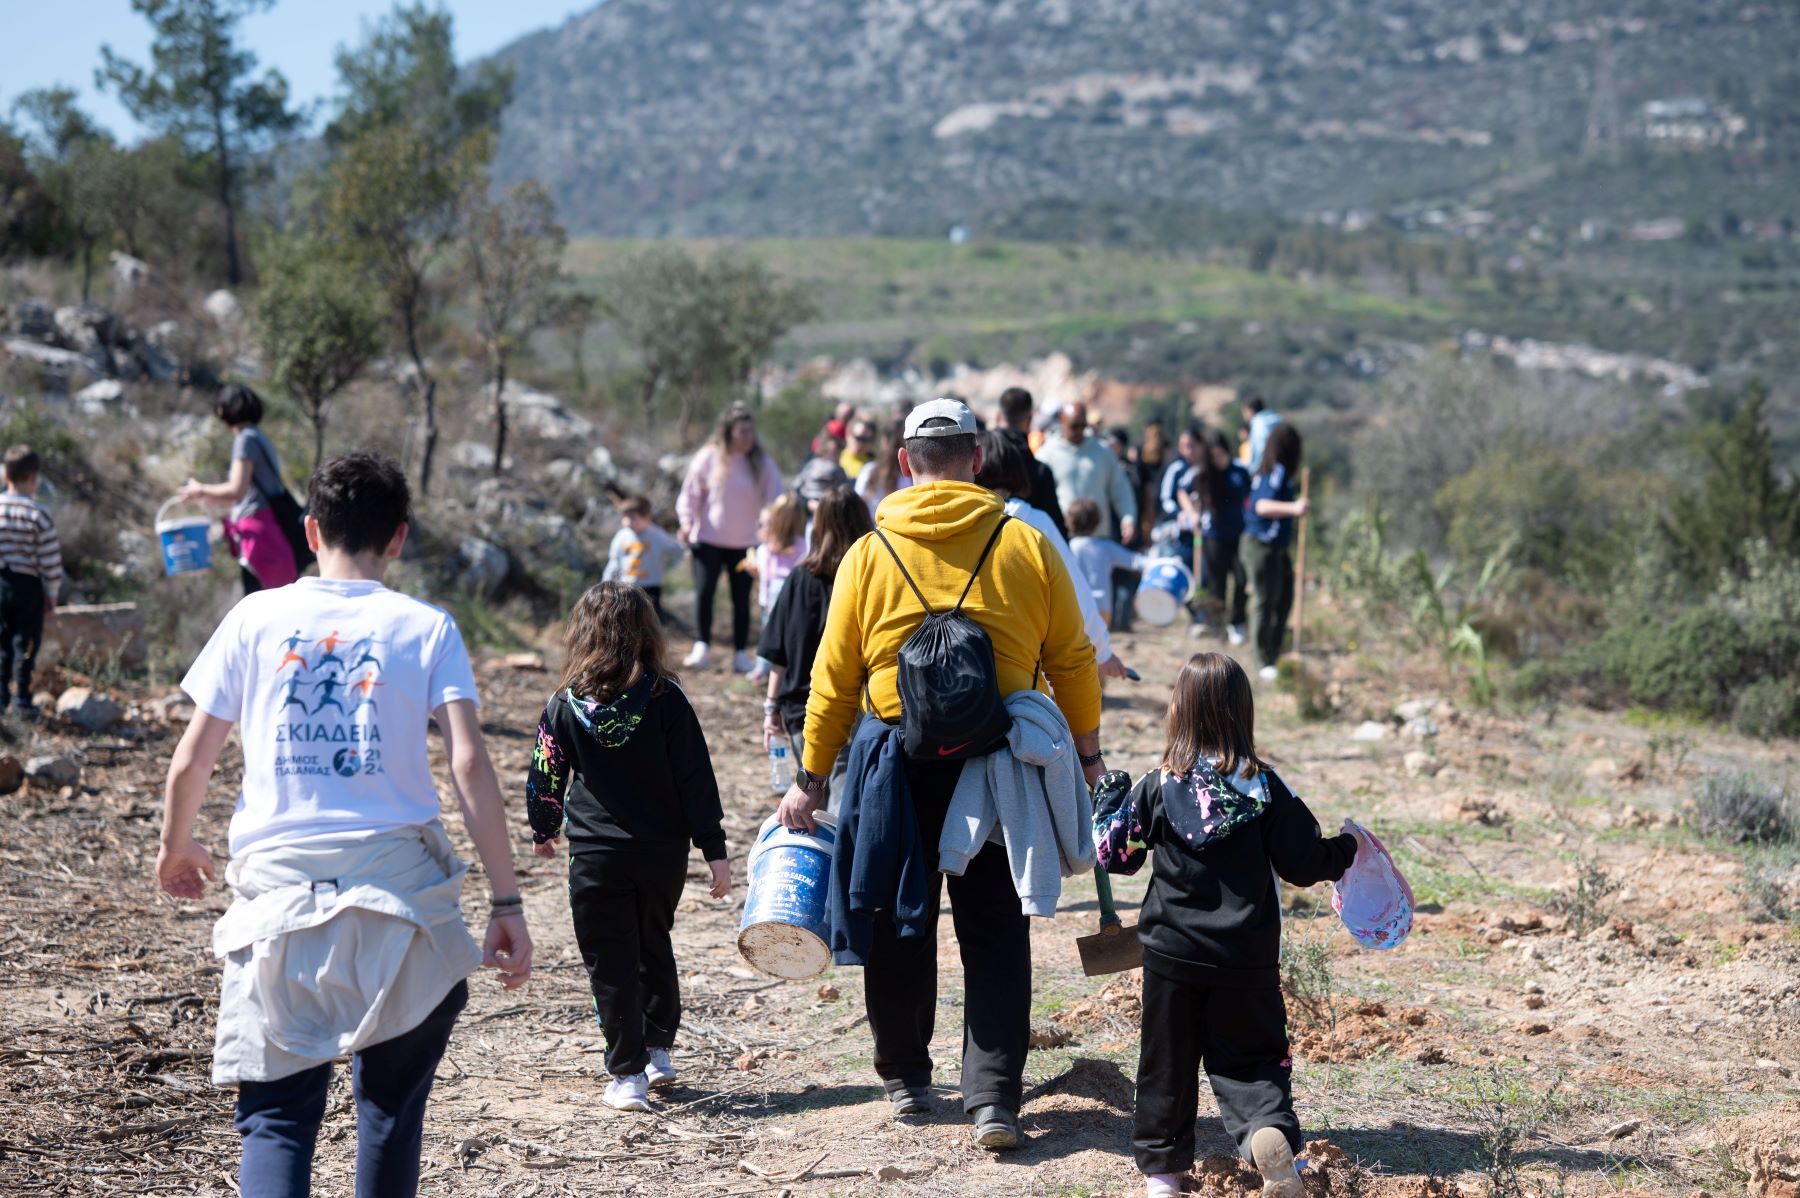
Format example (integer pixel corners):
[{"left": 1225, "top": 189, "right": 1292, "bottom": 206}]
[
  {"left": 1134, "top": 557, "right": 1193, "bottom": 626},
  {"left": 159, "top": 522, "right": 213, "bottom": 577},
  {"left": 740, "top": 818, "right": 835, "bottom": 944}
]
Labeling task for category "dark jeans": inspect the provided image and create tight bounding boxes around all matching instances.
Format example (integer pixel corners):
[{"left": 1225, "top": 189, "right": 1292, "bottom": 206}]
[
  {"left": 690, "top": 543, "right": 751, "bottom": 650},
  {"left": 1133, "top": 968, "right": 1300, "bottom": 1175},
  {"left": 1110, "top": 567, "right": 1141, "bottom": 632},
  {"left": 643, "top": 584, "right": 666, "bottom": 623},
  {"left": 865, "top": 757, "right": 1032, "bottom": 1113},
  {"left": 235, "top": 980, "right": 467, "bottom": 1198},
  {"left": 0, "top": 569, "right": 45, "bottom": 706},
  {"left": 1241, "top": 537, "right": 1295, "bottom": 669},
  {"left": 1201, "top": 536, "right": 1249, "bottom": 628},
  {"left": 569, "top": 848, "right": 687, "bottom": 1076}
]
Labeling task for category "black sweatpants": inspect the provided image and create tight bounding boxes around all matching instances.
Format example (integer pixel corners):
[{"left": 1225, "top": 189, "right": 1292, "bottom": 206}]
[
  {"left": 1109, "top": 567, "right": 1142, "bottom": 633},
  {"left": 1133, "top": 967, "right": 1300, "bottom": 1175},
  {"left": 864, "top": 757, "right": 1032, "bottom": 1114},
  {"left": 1241, "top": 537, "right": 1295, "bottom": 670},
  {"left": 690, "top": 543, "right": 751, "bottom": 651},
  {"left": 642, "top": 585, "right": 666, "bottom": 624},
  {"left": 1201, "top": 536, "right": 1249, "bottom": 628},
  {"left": 0, "top": 569, "right": 45, "bottom": 706},
  {"left": 568, "top": 849, "right": 688, "bottom": 1077}
]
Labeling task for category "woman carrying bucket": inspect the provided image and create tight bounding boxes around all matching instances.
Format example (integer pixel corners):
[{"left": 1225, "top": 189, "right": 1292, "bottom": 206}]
[
  {"left": 525, "top": 582, "right": 730, "bottom": 1114},
  {"left": 179, "top": 385, "right": 299, "bottom": 595}
]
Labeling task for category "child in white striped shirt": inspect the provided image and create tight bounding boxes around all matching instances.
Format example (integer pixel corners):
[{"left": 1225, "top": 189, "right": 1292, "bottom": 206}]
[{"left": 0, "top": 445, "right": 62, "bottom": 716}]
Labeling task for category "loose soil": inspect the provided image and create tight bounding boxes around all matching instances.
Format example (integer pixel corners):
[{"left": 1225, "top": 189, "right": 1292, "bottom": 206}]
[{"left": 2, "top": 619, "right": 1798, "bottom": 1196}]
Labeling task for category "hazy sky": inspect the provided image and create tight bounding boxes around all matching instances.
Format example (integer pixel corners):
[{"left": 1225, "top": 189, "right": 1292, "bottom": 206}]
[{"left": 0, "top": 0, "right": 589, "bottom": 139}]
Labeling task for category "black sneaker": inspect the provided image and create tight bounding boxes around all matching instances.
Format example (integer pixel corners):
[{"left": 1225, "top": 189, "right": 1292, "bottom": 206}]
[
  {"left": 887, "top": 1085, "right": 932, "bottom": 1118},
  {"left": 971, "top": 1105, "right": 1021, "bottom": 1150}
]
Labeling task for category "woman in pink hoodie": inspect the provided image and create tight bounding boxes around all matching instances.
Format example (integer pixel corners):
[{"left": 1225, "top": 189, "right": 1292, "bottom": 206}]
[{"left": 676, "top": 405, "right": 783, "bottom": 672}]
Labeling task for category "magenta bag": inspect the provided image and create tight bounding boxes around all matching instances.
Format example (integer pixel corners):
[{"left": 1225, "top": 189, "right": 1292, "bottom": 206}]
[{"left": 1331, "top": 820, "right": 1413, "bottom": 950}]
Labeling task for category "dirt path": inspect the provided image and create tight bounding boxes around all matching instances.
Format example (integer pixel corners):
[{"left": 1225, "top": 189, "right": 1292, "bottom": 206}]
[{"left": 2, "top": 620, "right": 1797, "bottom": 1197}]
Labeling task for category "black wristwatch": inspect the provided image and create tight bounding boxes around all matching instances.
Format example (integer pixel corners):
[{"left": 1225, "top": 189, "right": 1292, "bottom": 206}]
[{"left": 794, "top": 767, "right": 828, "bottom": 793}]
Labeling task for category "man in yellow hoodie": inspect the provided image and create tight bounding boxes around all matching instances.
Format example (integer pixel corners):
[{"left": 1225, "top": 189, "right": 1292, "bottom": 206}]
[{"left": 778, "top": 398, "right": 1106, "bottom": 1151}]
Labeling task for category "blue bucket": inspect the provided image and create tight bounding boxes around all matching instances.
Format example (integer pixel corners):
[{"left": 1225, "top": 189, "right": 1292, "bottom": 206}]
[
  {"left": 1134, "top": 556, "right": 1194, "bottom": 626},
  {"left": 156, "top": 497, "right": 214, "bottom": 578},
  {"left": 737, "top": 811, "right": 837, "bottom": 979}
]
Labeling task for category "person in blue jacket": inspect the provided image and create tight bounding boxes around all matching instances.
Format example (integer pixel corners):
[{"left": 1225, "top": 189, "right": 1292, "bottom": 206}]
[
  {"left": 1190, "top": 429, "right": 1251, "bottom": 645},
  {"left": 1240, "top": 424, "right": 1309, "bottom": 680}
]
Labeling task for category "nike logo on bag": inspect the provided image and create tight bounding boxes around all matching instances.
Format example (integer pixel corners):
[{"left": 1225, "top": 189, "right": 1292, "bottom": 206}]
[{"left": 937, "top": 741, "right": 972, "bottom": 756}]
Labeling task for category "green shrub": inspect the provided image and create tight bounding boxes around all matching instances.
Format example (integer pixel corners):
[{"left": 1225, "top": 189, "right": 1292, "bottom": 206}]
[
  {"left": 1737, "top": 848, "right": 1797, "bottom": 924},
  {"left": 1733, "top": 678, "right": 1800, "bottom": 740},
  {"left": 1691, "top": 772, "right": 1794, "bottom": 846},
  {"left": 1591, "top": 609, "right": 1797, "bottom": 718}
]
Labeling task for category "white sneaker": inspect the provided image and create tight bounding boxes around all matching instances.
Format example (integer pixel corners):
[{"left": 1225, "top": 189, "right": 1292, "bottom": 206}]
[
  {"left": 646, "top": 1048, "right": 678, "bottom": 1090},
  {"left": 683, "top": 642, "right": 711, "bottom": 669},
  {"left": 1186, "top": 622, "right": 1209, "bottom": 640},
  {"left": 603, "top": 1072, "right": 652, "bottom": 1112},
  {"left": 1227, "top": 625, "right": 1247, "bottom": 646},
  {"left": 1258, "top": 665, "right": 1279, "bottom": 682},
  {"left": 1146, "top": 1174, "right": 1184, "bottom": 1198},
  {"left": 732, "top": 650, "right": 755, "bottom": 674}
]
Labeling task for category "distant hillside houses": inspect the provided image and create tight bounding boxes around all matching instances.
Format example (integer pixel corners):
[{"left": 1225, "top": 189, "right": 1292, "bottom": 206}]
[{"left": 1640, "top": 98, "right": 1746, "bottom": 148}]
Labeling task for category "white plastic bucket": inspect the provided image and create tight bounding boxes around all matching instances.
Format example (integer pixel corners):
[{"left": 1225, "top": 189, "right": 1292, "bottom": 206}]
[
  {"left": 737, "top": 811, "right": 837, "bottom": 979},
  {"left": 1133, "top": 557, "right": 1194, "bottom": 626},
  {"left": 156, "top": 497, "right": 214, "bottom": 578}
]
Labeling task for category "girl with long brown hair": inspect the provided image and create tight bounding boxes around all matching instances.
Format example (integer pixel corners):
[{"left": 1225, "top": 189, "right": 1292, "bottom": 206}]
[
  {"left": 1091, "top": 652, "right": 1358, "bottom": 1198},
  {"left": 525, "top": 581, "right": 730, "bottom": 1113},
  {"left": 756, "top": 484, "right": 873, "bottom": 807},
  {"left": 676, "top": 404, "right": 784, "bottom": 672}
]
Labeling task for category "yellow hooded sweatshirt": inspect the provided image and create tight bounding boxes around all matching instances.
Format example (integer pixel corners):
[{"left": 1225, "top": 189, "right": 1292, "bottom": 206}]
[{"left": 801, "top": 480, "right": 1101, "bottom": 777}]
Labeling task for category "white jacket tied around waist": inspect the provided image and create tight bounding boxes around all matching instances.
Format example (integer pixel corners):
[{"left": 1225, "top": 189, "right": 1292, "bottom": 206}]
[
  {"left": 210, "top": 822, "right": 482, "bottom": 1086},
  {"left": 938, "top": 689, "right": 1097, "bottom": 916}
]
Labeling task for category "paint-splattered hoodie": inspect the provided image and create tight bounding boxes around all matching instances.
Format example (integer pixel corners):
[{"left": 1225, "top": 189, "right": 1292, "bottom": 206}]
[
  {"left": 525, "top": 674, "right": 726, "bottom": 861},
  {"left": 1091, "top": 761, "right": 1355, "bottom": 988}
]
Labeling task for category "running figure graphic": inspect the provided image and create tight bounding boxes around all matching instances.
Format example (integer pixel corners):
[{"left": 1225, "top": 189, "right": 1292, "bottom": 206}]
[
  {"left": 347, "top": 635, "right": 383, "bottom": 672},
  {"left": 280, "top": 676, "right": 309, "bottom": 712},
  {"left": 315, "top": 631, "right": 347, "bottom": 671},
  {"left": 311, "top": 674, "right": 347, "bottom": 716},
  {"left": 348, "top": 673, "right": 385, "bottom": 715},
  {"left": 276, "top": 632, "right": 310, "bottom": 672}
]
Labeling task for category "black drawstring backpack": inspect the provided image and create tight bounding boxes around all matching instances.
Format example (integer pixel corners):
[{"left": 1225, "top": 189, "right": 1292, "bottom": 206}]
[{"left": 873, "top": 514, "right": 1014, "bottom": 761}]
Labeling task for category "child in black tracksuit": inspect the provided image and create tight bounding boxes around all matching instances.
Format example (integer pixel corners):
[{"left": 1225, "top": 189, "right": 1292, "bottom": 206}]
[
  {"left": 526, "top": 582, "right": 731, "bottom": 1113},
  {"left": 1093, "top": 651, "right": 1357, "bottom": 1198}
]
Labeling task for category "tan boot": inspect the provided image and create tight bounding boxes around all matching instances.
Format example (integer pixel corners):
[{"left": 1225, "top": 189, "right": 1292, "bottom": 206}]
[{"left": 1250, "top": 1127, "right": 1304, "bottom": 1198}]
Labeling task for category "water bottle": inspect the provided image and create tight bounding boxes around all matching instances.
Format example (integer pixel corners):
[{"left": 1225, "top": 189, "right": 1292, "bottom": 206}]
[{"left": 768, "top": 741, "right": 789, "bottom": 793}]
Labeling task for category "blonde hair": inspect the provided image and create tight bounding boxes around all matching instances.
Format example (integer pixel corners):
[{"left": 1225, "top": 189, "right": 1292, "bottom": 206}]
[
  {"left": 762, "top": 491, "right": 807, "bottom": 552},
  {"left": 709, "top": 404, "right": 766, "bottom": 489}
]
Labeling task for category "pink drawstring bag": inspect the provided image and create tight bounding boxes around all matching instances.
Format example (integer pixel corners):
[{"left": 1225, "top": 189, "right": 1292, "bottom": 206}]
[{"left": 1331, "top": 820, "right": 1413, "bottom": 950}]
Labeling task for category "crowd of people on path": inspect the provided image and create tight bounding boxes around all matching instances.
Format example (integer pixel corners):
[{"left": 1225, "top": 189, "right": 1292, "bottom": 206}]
[
  {"left": 146, "top": 383, "right": 1354, "bottom": 1198},
  {"left": 662, "top": 388, "right": 1311, "bottom": 684}
]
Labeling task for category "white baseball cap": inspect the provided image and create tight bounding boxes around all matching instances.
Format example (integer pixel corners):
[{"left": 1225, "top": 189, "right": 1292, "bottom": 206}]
[{"left": 903, "top": 397, "right": 977, "bottom": 439}]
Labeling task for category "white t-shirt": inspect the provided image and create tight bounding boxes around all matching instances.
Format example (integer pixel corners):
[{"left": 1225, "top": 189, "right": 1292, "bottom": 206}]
[
  {"left": 1004, "top": 498, "right": 1112, "bottom": 664},
  {"left": 183, "top": 577, "right": 481, "bottom": 857}
]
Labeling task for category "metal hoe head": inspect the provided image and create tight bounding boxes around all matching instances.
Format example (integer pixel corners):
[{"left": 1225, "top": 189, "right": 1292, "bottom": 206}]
[{"left": 1076, "top": 868, "right": 1142, "bottom": 977}]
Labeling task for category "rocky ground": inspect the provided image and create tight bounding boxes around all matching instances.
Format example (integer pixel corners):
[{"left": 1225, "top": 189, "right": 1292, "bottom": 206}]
[{"left": 1, "top": 614, "right": 1798, "bottom": 1198}]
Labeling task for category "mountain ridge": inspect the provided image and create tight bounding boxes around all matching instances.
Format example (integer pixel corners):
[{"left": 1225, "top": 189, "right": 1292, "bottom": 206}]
[{"left": 484, "top": 0, "right": 1800, "bottom": 237}]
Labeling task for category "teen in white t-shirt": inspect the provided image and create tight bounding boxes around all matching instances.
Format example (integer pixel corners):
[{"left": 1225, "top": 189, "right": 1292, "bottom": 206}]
[{"left": 155, "top": 453, "right": 532, "bottom": 1198}]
